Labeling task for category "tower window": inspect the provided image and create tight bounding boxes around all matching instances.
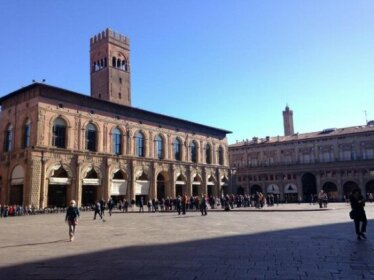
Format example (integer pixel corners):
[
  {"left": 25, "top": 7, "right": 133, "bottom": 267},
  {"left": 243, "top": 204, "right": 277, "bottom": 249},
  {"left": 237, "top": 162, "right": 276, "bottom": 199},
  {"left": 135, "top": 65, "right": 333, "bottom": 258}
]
[
  {"left": 119, "top": 78, "right": 122, "bottom": 84},
  {"left": 112, "top": 57, "right": 116, "bottom": 67},
  {"left": 118, "top": 93, "right": 121, "bottom": 99}
]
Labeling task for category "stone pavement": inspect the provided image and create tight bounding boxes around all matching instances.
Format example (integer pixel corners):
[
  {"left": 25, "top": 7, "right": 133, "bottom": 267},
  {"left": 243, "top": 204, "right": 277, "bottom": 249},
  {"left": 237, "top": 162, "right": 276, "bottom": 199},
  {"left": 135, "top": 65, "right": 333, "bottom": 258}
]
[{"left": 0, "top": 203, "right": 373, "bottom": 280}]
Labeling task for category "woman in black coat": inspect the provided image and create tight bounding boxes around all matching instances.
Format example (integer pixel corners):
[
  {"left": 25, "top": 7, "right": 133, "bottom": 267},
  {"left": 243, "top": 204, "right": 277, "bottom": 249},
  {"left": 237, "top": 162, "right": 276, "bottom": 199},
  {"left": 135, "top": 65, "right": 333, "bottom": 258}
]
[{"left": 350, "top": 188, "right": 367, "bottom": 240}]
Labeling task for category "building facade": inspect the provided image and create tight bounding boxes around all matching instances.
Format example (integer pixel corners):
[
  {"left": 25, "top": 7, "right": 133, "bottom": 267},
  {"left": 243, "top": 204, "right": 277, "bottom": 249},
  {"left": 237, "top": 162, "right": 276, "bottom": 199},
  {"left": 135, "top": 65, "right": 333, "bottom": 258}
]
[
  {"left": 0, "top": 29, "right": 230, "bottom": 208},
  {"left": 229, "top": 107, "right": 374, "bottom": 202}
]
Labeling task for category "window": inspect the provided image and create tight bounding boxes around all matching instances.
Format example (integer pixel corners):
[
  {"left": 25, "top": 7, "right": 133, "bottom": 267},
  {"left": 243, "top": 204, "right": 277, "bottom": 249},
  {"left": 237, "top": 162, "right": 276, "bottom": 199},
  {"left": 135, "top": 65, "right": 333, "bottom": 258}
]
[
  {"left": 173, "top": 138, "right": 182, "bottom": 161},
  {"left": 4, "top": 124, "right": 13, "bottom": 152},
  {"left": 155, "top": 135, "right": 164, "bottom": 160},
  {"left": 112, "top": 128, "right": 122, "bottom": 155},
  {"left": 190, "top": 141, "right": 197, "bottom": 163},
  {"left": 86, "top": 123, "right": 97, "bottom": 152},
  {"left": 23, "top": 120, "right": 31, "bottom": 148},
  {"left": 112, "top": 57, "right": 116, "bottom": 67},
  {"left": 52, "top": 118, "right": 66, "bottom": 148},
  {"left": 218, "top": 146, "right": 224, "bottom": 165},
  {"left": 135, "top": 131, "right": 145, "bottom": 157},
  {"left": 205, "top": 144, "right": 211, "bottom": 164}
]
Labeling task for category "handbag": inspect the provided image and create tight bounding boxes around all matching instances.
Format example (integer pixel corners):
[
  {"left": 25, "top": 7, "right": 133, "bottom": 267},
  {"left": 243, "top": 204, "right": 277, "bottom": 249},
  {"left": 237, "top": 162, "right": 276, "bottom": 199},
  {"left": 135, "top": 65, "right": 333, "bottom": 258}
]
[{"left": 349, "top": 210, "right": 355, "bottom": 220}]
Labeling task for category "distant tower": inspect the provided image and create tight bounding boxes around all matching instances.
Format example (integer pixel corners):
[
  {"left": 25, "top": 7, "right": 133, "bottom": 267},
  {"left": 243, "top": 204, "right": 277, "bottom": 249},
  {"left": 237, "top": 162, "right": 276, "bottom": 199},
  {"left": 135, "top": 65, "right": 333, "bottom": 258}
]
[
  {"left": 90, "top": 28, "right": 131, "bottom": 106},
  {"left": 283, "top": 105, "right": 294, "bottom": 136}
]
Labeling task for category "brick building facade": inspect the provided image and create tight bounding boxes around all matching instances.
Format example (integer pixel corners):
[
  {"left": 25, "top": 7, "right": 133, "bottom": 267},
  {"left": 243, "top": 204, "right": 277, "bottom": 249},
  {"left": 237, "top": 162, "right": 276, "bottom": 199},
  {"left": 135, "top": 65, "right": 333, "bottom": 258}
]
[{"left": 0, "top": 29, "right": 230, "bottom": 208}]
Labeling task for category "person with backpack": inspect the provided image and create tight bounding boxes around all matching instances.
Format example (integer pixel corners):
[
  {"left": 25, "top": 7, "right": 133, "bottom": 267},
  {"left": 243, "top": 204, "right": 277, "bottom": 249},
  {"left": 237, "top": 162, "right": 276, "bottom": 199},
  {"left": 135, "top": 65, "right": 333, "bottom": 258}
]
[{"left": 65, "top": 200, "right": 80, "bottom": 242}]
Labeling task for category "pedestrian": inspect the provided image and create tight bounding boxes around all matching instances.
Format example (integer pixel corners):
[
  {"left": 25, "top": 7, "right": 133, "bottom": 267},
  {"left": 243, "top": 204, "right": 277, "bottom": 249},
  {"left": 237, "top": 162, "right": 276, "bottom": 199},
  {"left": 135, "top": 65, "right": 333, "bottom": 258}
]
[
  {"left": 93, "top": 201, "right": 102, "bottom": 220},
  {"left": 107, "top": 197, "right": 114, "bottom": 216},
  {"left": 139, "top": 197, "right": 144, "bottom": 212},
  {"left": 65, "top": 200, "right": 79, "bottom": 242},
  {"left": 100, "top": 199, "right": 106, "bottom": 217},
  {"left": 350, "top": 188, "right": 367, "bottom": 240},
  {"left": 176, "top": 196, "right": 182, "bottom": 215},
  {"left": 181, "top": 193, "right": 188, "bottom": 215},
  {"left": 200, "top": 194, "right": 207, "bottom": 216}
]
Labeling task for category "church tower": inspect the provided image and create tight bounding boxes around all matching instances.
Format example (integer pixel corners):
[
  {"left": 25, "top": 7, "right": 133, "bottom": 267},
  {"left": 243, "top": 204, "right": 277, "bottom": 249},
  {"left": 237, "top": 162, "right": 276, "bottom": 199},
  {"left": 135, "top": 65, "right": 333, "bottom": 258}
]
[
  {"left": 90, "top": 28, "right": 131, "bottom": 106},
  {"left": 283, "top": 105, "right": 294, "bottom": 136}
]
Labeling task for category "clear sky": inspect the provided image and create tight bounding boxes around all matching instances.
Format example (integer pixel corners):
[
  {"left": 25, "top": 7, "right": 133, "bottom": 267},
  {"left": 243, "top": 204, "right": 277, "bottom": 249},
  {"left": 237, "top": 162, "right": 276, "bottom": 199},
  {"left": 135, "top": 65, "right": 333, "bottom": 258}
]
[{"left": 1, "top": 1, "right": 373, "bottom": 144}]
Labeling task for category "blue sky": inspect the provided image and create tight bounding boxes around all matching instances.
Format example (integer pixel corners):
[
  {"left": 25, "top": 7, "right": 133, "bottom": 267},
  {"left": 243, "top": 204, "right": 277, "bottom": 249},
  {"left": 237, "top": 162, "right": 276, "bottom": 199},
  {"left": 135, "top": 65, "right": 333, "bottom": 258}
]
[{"left": 0, "top": 1, "right": 373, "bottom": 144}]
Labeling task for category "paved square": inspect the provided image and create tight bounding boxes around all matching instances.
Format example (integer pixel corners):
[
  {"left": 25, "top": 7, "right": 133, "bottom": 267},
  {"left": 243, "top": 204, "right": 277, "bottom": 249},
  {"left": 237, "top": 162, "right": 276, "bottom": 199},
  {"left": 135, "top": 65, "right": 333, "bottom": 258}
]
[{"left": 0, "top": 203, "right": 373, "bottom": 280}]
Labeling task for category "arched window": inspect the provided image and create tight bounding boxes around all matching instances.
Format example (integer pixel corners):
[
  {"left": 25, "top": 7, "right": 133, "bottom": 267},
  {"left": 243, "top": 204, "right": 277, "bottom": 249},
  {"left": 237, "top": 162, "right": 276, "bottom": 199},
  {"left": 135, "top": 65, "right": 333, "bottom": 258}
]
[
  {"left": 218, "top": 146, "right": 224, "bottom": 165},
  {"left": 155, "top": 134, "right": 164, "bottom": 160},
  {"left": 190, "top": 141, "right": 197, "bottom": 163},
  {"left": 112, "top": 56, "right": 117, "bottom": 67},
  {"left": 117, "top": 58, "right": 121, "bottom": 68},
  {"left": 173, "top": 138, "right": 182, "bottom": 161},
  {"left": 52, "top": 118, "right": 66, "bottom": 148},
  {"left": 135, "top": 131, "right": 145, "bottom": 157},
  {"left": 4, "top": 124, "right": 13, "bottom": 152},
  {"left": 112, "top": 127, "right": 122, "bottom": 155},
  {"left": 23, "top": 119, "right": 31, "bottom": 148},
  {"left": 86, "top": 123, "right": 97, "bottom": 152},
  {"left": 205, "top": 144, "right": 211, "bottom": 164}
]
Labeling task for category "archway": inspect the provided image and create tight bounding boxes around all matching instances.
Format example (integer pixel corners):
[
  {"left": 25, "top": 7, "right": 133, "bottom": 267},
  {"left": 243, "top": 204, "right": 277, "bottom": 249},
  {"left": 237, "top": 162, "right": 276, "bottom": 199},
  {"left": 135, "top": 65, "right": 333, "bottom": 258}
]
[
  {"left": 284, "top": 183, "right": 298, "bottom": 203},
  {"left": 48, "top": 165, "right": 70, "bottom": 208},
  {"left": 366, "top": 180, "right": 374, "bottom": 201},
  {"left": 157, "top": 173, "right": 166, "bottom": 200},
  {"left": 175, "top": 174, "right": 186, "bottom": 197},
  {"left": 82, "top": 168, "right": 100, "bottom": 206},
  {"left": 343, "top": 181, "right": 359, "bottom": 197},
  {"left": 267, "top": 184, "right": 280, "bottom": 194},
  {"left": 111, "top": 169, "right": 128, "bottom": 203},
  {"left": 192, "top": 174, "right": 202, "bottom": 197},
  {"left": 10, "top": 165, "right": 24, "bottom": 205},
  {"left": 322, "top": 182, "right": 338, "bottom": 202},
  {"left": 250, "top": 184, "right": 262, "bottom": 195},
  {"left": 135, "top": 171, "right": 149, "bottom": 205},
  {"left": 207, "top": 176, "right": 216, "bottom": 197},
  {"left": 237, "top": 186, "right": 244, "bottom": 195},
  {"left": 302, "top": 173, "right": 317, "bottom": 201},
  {"left": 220, "top": 176, "right": 229, "bottom": 195}
]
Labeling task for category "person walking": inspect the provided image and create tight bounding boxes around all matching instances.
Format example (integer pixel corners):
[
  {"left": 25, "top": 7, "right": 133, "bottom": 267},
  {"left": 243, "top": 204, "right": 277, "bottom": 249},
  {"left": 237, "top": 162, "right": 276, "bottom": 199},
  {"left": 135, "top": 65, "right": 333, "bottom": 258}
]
[
  {"left": 107, "top": 197, "right": 114, "bottom": 216},
  {"left": 350, "top": 188, "right": 368, "bottom": 240},
  {"left": 176, "top": 196, "right": 182, "bottom": 215},
  {"left": 65, "top": 200, "right": 80, "bottom": 242},
  {"left": 200, "top": 194, "right": 208, "bottom": 216},
  {"left": 139, "top": 197, "right": 144, "bottom": 212},
  {"left": 93, "top": 201, "right": 102, "bottom": 220}
]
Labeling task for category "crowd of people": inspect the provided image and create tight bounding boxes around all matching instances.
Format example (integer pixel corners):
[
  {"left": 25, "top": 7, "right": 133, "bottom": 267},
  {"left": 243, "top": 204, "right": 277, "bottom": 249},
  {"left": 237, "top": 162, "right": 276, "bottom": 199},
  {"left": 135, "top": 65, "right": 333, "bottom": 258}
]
[{"left": 1, "top": 191, "right": 373, "bottom": 219}]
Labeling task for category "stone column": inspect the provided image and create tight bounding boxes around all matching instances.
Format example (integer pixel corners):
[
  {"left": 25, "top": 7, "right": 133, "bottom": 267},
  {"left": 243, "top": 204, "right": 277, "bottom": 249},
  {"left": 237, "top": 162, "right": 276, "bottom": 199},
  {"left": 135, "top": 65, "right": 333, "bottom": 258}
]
[
  {"left": 76, "top": 158, "right": 83, "bottom": 207},
  {"left": 30, "top": 156, "right": 42, "bottom": 209},
  {"left": 170, "top": 166, "right": 175, "bottom": 198},
  {"left": 129, "top": 160, "right": 135, "bottom": 200},
  {"left": 149, "top": 163, "right": 156, "bottom": 199},
  {"left": 186, "top": 166, "right": 192, "bottom": 196}
]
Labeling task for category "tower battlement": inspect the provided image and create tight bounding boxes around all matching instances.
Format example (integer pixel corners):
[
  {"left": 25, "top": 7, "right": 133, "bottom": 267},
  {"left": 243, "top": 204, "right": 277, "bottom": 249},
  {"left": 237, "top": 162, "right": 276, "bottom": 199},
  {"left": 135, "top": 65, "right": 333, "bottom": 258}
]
[{"left": 90, "top": 28, "right": 130, "bottom": 45}]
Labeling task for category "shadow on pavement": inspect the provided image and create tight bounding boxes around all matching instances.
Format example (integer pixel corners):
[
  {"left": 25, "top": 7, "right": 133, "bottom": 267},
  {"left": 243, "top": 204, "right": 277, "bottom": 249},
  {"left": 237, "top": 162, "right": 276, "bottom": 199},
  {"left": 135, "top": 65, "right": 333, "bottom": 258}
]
[{"left": 0, "top": 220, "right": 373, "bottom": 280}]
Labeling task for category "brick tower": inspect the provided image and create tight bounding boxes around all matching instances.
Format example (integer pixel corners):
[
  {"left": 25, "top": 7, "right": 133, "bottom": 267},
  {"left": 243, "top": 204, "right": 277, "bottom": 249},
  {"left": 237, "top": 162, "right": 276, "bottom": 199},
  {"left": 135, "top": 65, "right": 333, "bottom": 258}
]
[
  {"left": 90, "top": 28, "right": 131, "bottom": 106},
  {"left": 283, "top": 105, "right": 294, "bottom": 136}
]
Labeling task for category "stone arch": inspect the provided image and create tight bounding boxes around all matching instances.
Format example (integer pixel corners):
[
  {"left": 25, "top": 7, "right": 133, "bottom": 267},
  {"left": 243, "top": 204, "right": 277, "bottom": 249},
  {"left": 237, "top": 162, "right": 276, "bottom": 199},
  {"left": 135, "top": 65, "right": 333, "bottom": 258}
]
[
  {"left": 343, "top": 181, "right": 359, "bottom": 196},
  {"left": 366, "top": 180, "right": 374, "bottom": 194},
  {"left": 9, "top": 164, "right": 25, "bottom": 205},
  {"left": 47, "top": 163, "right": 73, "bottom": 178},
  {"left": 156, "top": 170, "right": 169, "bottom": 199},
  {"left": 322, "top": 181, "right": 338, "bottom": 201},
  {"left": 250, "top": 184, "right": 262, "bottom": 194},
  {"left": 301, "top": 172, "right": 317, "bottom": 198}
]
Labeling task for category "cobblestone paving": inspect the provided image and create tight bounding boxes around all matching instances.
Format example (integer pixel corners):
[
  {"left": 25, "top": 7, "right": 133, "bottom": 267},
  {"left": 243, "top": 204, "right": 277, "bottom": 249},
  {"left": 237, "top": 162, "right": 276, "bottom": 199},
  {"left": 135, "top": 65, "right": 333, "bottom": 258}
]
[{"left": 0, "top": 203, "right": 373, "bottom": 280}]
